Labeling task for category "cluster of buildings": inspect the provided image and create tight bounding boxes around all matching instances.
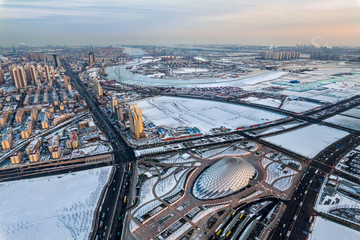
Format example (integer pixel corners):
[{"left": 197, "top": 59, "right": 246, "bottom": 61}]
[
  {"left": 110, "top": 96, "right": 144, "bottom": 139},
  {"left": 6, "top": 115, "right": 105, "bottom": 165},
  {"left": 168, "top": 86, "right": 248, "bottom": 100},
  {"left": 261, "top": 51, "right": 301, "bottom": 60},
  {"left": 6, "top": 63, "right": 56, "bottom": 89},
  {"left": 0, "top": 54, "right": 94, "bottom": 166}
]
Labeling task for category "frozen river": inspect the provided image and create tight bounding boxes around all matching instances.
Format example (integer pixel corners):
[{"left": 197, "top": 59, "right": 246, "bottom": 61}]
[
  {"left": 105, "top": 62, "right": 286, "bottom": 88},
  {"left": 106, "top": 47, "right": 286, "bottom": 88}
]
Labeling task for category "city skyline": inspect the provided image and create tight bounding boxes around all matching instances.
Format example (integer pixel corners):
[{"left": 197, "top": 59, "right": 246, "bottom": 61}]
[{"left": 1, "top": 0, "right": 360, "bottom": 47}]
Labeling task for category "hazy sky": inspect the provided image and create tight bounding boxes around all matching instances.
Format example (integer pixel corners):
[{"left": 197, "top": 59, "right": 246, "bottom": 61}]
[{"left": 0, "top": 0, "right": 360, "bottom": 47}]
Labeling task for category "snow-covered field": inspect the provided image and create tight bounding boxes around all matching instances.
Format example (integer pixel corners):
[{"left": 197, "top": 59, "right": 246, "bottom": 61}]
[
  {"left": 272, "top": 176, "right": 294, "bottom": 191},
  {"left": 281, "top": 100, "right": 321, "bottom": 113},
  {"left": 324, "top": 114, "right": 360, "bottom": 131},
  {"left": 341, "top": 107, "right": 360, "bottom": 118},
  {"left": 70, "top": 143, "right": 112, "bottom": 159},
  {"left": 309, "top": 217, "right": 360, "bottom": 240},
  {"left": 173, "top": 68, "right": 208, "bottom": 74},
  {"left": 242, "top": 97, "right": 322, "bottom": 113},
  {"left": 132, "top": 96, "right": 286, "bottom": 133},
  {"left": 0, "top": 167, "right": 112, "bottom": 240},
  {"left": 241, "top": 97, "right": 281, "bottom": 108},
  {"left": 262, "top": 124, "right": 349, "bottom": 158}
]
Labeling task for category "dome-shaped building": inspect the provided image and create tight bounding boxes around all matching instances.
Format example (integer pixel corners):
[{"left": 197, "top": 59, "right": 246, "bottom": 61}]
[{"left": 192, "top": 157, "right": 257, "bottom": 200}]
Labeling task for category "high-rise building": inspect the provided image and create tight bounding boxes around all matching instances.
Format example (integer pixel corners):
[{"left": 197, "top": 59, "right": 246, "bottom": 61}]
[
  {"left": 9, "top": 64, "right": 16, "bottom": 85},
  {"left": 92, "top": 79, "right": 103, "bottom": 96},
  {"left": 129, "top": 104, "right": 144, "bottom": 139},
  {"left": 89, "top": 52, "right": 95, "bottom": 65},
  {"left": 64, "top": 76, "right": 70, "bottom": 87},
  {"left": 111, "top": 96, "right": 118, "bottom": 112},
  {"left": 37, "top": 64, "right": 44, "bottom": 83},
  {"left": 25, "top": 63, "right": 39, "bottom": 85},
  {"left": 53, "top": 54, "right": 61, "bottom": 68},
  {"left": 50, "top": 66, "right": 56, "bottom": 81},
  {"left": 29, "top": 53, "right": 34, "bottom": 61},
  {"left": 12, "top": 66, "right": 27, "bottom": 89},
  {"left": 24, "top": 64, "right": 32, "bottom": 84},
  {"left": 0, "top": 67, "right": 5, "bottom": 85},
  {"left": 30, "top": 65, "right": 38, "bottom": 85},
  {"left": 115, "top": 105, "right": 124, "bottom": 122},
  {"left": 44, "top": 64, "right": 50, "bottom": 82}
]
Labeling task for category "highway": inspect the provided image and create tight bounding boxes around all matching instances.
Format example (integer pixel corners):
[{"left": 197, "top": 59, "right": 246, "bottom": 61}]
[
  {"left": 269, "top": 132, "right": 360, "bottom": 240},
  {"left": 62, "top": 60, "right": 135, "bottom": 240},
  {"left": 0, "top": 153, "right": 113, "bottom": 182},
  {"left": 269, "top": 167, "right": 320, "bottom": 239}
]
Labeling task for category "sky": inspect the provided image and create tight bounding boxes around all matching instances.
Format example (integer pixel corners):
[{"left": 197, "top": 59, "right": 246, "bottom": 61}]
[{"left": 0, "top": 0, "right": 360, "bottom": 47}]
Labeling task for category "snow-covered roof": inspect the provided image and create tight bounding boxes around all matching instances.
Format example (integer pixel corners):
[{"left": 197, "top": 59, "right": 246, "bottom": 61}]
[{"left": 192, "top": 157, "right": 257, "bottom": 200}]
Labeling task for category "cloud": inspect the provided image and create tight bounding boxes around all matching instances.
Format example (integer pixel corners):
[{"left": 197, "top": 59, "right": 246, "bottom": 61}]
[{"left": 0, "top": 0, "right": 359, "bottom": 46}]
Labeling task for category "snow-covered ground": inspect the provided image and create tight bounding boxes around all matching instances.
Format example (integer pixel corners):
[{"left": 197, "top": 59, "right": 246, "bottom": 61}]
[
  {"left": 0, "top": 167, "right": 112, "bottom": 240},
  {"left": 281, "top": 100, "right": 321, "bottom": 113},
  {"left": 138, "top": 177, "right": 158, "bottom": 207},
  {"left": 241, "top": 97, "right": 281, "bottom": 108},
  {"left": 70, "top": 143, "right": 112, "bottom": 159},
  {"left": 309, "top": 217, "right": 360, "bottom": 240},
  {"left": 132, "top": 96, "right": 286, "bottom": 133},
  {"left": 265, "top": 162, "right": 296, "bottom": 185},
  {"left": 324, "top": 114, "right": 360, "bottom": 131},
  {"left": 341, "top": 108, "right": 360, "bottom": 118},
  {"left": 173, "top": 68, "right": 208, "bottom": 74},
  {"left": 241, "top": 94, "right": 322, "bottom": 114},
  {"left": 262, "top": 124, "right": 349, "bottom": 158},
  {"left": 250, "top": 121, "right": 304, "bottom": 136},
  {"left": 261, "top": 157, "right": 273, "bottom": 169},
  {"left": 272, "top": 176, "right": 294, "bottom": 191},
  {"left": 162, "top": 153, "right": 194, "bottom": 164}
]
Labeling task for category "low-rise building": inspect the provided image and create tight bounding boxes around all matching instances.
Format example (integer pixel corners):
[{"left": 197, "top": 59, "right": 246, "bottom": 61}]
[
  {"left": 29, "top": 148, "right": 41, "bottom": 162},
  {"left": 52, "top": 146, "right": 61, "bottom": 159},
  {"left": 66, "top": 131, "right": 79, "bottom": 149},
  {"left": 26, "top": 137, "right": 42, "bottom": 155},
  {"left": 1, "top": 127, "right": 13, "bottom": 150},
  {"left": 53, "top": 113, "right": 71, "bottom": 126},
  {"left": 15, "top": 108, "right": 25, "bottom": 123},
  {"left": 48, "top": 135, "right": 60, "bottom": 152},
  {"left": 10, "top": 151, "right": 23, "bottom": 164}
]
